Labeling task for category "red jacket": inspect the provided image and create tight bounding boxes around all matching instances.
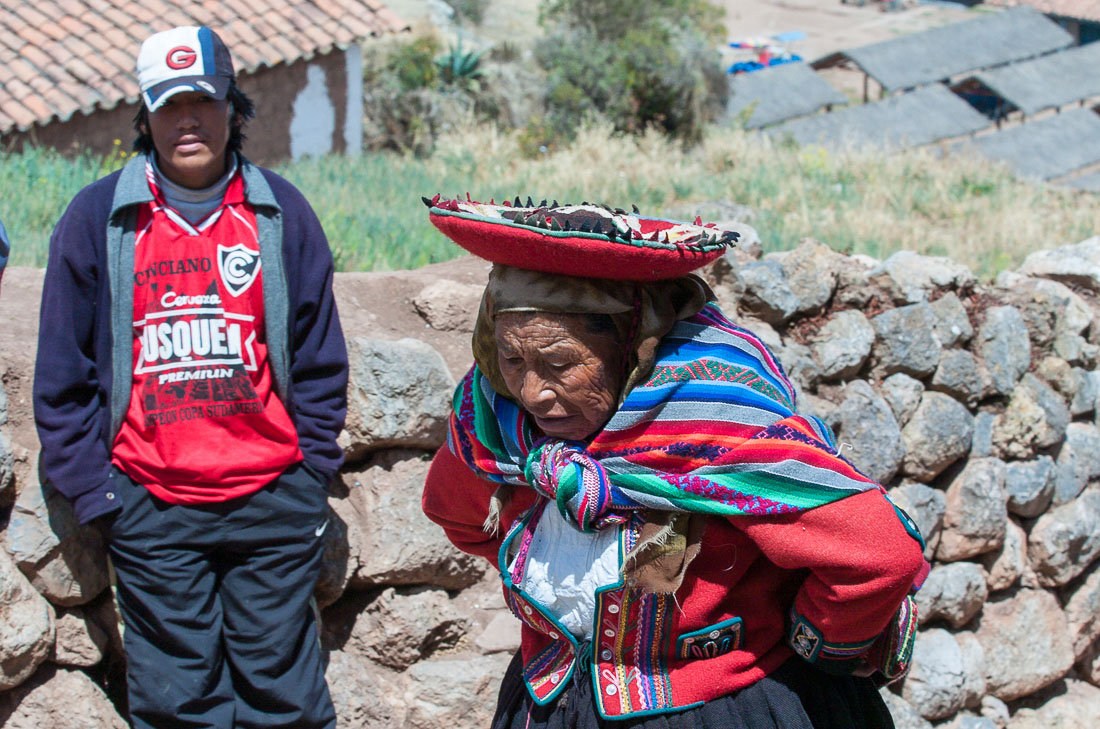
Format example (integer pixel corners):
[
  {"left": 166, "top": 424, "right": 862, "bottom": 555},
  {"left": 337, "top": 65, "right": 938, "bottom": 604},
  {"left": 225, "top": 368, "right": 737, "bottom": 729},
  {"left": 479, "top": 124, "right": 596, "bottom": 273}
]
[{"left": 423, "top": 446, "right": 927, "bottom": 720}]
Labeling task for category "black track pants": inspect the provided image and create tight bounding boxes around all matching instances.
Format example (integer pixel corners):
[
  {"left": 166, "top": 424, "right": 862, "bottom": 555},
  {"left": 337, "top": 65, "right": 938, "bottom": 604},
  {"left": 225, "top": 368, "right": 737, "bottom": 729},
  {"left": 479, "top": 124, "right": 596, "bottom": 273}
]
[{"left": 106, "top": 462, "right": 335, "bottom": 729}]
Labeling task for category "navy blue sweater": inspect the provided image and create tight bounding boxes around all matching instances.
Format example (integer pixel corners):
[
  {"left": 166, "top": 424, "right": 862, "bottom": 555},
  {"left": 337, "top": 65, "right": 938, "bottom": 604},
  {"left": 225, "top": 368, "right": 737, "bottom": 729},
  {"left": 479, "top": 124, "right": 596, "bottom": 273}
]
[{"left": 34, "top": 157, "right": 348, "bottom": 524}]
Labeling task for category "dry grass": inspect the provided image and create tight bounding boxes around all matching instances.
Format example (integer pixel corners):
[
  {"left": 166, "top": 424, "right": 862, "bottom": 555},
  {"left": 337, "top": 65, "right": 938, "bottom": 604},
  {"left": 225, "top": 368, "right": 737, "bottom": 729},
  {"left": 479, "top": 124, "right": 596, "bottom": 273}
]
[
  {"left": 417, "top": 122, "right": 1100, "bottom": 278},
  {"left": 6, "top": 123, "right": 1099, "bottom": 277}
]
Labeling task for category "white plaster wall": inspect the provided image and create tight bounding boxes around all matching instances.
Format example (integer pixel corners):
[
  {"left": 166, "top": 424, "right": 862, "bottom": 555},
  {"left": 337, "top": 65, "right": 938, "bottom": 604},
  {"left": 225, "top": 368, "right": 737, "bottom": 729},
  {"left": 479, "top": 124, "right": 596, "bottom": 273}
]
[
  {"left": 344, "top": 44, "right": 363, "bottom": 157},
  {"left": 289, "top": 64, "right": 335, "bottom": 160}
]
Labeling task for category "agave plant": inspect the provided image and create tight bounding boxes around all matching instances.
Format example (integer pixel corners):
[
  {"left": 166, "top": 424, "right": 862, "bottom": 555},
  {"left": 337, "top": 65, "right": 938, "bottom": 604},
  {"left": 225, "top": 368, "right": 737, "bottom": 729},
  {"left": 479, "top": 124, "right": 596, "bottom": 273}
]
[{"left": 435, "top": 40, "right": 485, "bottom": 90}]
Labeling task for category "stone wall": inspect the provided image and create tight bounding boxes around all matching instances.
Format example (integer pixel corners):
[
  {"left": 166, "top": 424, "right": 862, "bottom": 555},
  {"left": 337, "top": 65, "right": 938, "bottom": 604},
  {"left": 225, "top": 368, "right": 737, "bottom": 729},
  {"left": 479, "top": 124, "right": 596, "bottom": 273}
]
[{"left": 3, "top": 232, "right": 1100, "bottom": 727}]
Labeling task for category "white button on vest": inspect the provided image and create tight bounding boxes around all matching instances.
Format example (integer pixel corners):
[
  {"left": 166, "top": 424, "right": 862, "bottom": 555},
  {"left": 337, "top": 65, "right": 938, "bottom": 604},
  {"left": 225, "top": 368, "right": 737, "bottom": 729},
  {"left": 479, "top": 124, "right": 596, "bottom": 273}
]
[
  {"left": 607, "top": 604, "right": 620, "bottom": 614},
  {"left": 606, "top": 685, "right": 617, "bottom": 696},
  {"left": 604, "top": 629, "right": 615, "bottom": 638},
  {"left": 601, "top": 650, "right": 613, "bottom": 661}
]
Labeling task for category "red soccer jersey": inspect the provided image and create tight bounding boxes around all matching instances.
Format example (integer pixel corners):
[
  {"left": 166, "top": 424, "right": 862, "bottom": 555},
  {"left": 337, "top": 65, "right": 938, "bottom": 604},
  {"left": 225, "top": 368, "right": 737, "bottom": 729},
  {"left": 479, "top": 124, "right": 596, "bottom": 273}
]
[{"left": 111, "top": 165, "right": 302, "bottom": 503}]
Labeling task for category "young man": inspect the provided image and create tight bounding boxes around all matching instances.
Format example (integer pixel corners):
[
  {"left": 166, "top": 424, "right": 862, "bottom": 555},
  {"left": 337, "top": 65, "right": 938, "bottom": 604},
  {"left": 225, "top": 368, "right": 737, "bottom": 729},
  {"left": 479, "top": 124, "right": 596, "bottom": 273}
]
[{"left": 33, "top": 26, "right": 347, "bottom": 729}]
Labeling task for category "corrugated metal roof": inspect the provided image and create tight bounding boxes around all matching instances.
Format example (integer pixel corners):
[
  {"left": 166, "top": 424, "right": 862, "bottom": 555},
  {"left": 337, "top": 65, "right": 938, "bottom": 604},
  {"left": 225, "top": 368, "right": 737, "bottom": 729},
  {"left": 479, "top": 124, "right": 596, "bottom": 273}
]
[
  {"left": 959, "top": 107, "right": 1100, "bottom": 179},
  {"left": 1064, "top": 169, "right": 1100, "bottom": 190},
  {"left": 957, "top": 41, "right": 1100, "bottom": 115},
  {"left": 987, "top": 0, "right": 1100, "bottom": 24},
  {"left": 767, "top": 84, "right": 990, "bottom": 150},
  {"left": 812, "top": 7, "right": 1073, "bottom": 93},
  {"left": 0, "top": 0, "right": 407, "bottom": 135},
  {"left": 725, "top": 62, "right": 849, "bottom": 129}
]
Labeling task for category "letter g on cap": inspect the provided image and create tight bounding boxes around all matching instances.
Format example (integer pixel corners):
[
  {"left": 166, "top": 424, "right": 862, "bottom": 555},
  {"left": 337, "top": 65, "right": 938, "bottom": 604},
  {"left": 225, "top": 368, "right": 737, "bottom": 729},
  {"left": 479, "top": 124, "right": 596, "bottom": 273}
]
[{"left": 166, "top": 46, "right": 197, "bottom": 70}]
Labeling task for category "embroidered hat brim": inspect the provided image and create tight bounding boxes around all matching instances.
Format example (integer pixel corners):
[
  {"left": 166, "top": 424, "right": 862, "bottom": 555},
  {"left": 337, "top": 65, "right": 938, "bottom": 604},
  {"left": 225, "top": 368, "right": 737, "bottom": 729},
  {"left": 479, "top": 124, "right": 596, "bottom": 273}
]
[{"left": 426, "top": 196, "right": 735, "bottom": 282}]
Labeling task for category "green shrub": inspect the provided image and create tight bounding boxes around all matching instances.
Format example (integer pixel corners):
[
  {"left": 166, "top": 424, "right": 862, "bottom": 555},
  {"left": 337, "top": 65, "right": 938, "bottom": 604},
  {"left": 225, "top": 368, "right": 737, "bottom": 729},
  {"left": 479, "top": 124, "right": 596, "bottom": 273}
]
[
  {"left": 387, "top": 36, "right": 442, "bottom": 91},
  {"left": 538, "top": 0, "right": 726, "bottom": 43},
  {"left": 364, "top": 35, "right": 500, "bottom": 156},
  {"left": 535, "top": 0, "right": 728, "bottom": 143}
]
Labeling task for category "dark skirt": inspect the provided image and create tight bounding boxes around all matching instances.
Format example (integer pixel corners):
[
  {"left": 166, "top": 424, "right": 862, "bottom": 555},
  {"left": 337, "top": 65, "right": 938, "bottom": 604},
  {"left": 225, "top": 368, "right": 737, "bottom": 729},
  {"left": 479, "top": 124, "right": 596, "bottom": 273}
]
[{"left": 491, "top": 649, "right": 894, "bottom": 729}]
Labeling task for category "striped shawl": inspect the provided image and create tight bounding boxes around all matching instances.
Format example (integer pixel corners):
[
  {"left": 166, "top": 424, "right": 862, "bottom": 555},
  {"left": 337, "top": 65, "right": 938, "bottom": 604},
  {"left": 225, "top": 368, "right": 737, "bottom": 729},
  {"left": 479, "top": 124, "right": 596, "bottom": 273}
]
[{"left": 448, "top": 303, "right": 893, "bottom": 531}]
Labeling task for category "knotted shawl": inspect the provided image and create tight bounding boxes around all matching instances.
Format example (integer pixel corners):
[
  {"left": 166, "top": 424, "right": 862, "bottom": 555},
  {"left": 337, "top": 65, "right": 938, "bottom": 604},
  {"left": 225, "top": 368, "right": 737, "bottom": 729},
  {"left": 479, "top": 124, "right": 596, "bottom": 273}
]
[
  {"left": 449, "top": 301, "right": 926, "bottom": 682},
  {"left": 449, "top": 303, "right": 887, "bottom": 532}
]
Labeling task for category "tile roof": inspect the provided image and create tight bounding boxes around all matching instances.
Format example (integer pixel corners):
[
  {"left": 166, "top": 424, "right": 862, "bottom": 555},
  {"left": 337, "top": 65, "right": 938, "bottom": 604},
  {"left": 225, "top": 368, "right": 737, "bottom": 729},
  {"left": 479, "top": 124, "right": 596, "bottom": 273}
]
[
  {"left": 0, "top": 0, "right": 407, "bottom": 134},
  {"left": 987, "top": 1, "right": 1100, "bottom": 24}
]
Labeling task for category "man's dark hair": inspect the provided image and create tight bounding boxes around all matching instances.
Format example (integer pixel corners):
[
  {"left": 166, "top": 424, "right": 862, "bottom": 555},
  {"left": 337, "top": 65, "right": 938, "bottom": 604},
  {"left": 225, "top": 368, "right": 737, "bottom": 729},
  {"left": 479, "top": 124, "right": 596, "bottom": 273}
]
[{"left": 132, "top": 82, "right": 256, "bottom": 155}]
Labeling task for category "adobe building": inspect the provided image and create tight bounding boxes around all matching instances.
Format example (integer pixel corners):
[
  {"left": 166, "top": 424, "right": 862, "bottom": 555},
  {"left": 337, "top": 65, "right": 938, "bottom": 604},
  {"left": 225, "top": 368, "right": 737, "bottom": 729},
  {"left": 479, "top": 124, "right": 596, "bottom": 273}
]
[{"left": 0, "top": 0, "right": 406, "bottom": 166}]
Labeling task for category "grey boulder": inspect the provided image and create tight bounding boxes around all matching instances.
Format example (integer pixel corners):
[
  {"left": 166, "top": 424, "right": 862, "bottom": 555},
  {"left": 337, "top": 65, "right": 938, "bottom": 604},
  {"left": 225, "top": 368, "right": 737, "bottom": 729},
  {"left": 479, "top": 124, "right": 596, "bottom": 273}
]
[
  {"left": 340, "top": 337, "right": 455, "bottom": 459},
  {"left": 836, "top": 380, "right": 905, "bottom": 484},
  {"left": 932, "top": 349, "right": 983, "bottom": 407},
  {"left": 738, "top": 259, "right": 801, "bottom": 325},
  {"left": 991, "top": 374, "right": 1069, "bottom": 460},
  {"left": 0, "top": 665, "right": 127, "bottom": 729},
  {"left": 1017, "top": 235, "right": 1100, "bottom": 293},
  {"left": 871, "top": 302, "right": 942, "bottom": 378},
  {"left": 1027, "top": 484, "right": 1100, "bottom": 588},
  {"left": 810, "top": 309, "right": 874, "bottom": 380},
  {"left": 937, "top": 458, "right": 1007, "bottom": 562},
  {"left": 901, "top": 628, "right": 983, "bottom": 720},
  {"left": 976, "top": 306, "right": 1030, "bottom": 398},
  {"left": 1003, "top": 456, "right": 1055, "bottom": 518},
  {"left": 869, "top": 251, "right": 976, "bottom": 305},
  {"left": 4, "top": 476, "right": 109, "bottom": 607},
  {"left": 767, "top": 238, "right": 844, "bottom": 315},
  {"left": 888, "top": 480, "right": 945, "bottom": 560},
  {"left": 975, "top": 589, "right": 1074, "bottom": 701},
  {"left": 337, "top": 451, "right": 489, "bottom": 591},
  {"left": 914, "top": 561, "right": 987, "bottom": 628},
  {"left": 402, "top": 653, "right": 512, "bottom": 729},
  {"left": 901, "top": 392, "right": 974, "bottom": 482},
  {"left": 0, "top": 549, "right": 54, "bottom": 691},
  {"left": 880, "top": 372, "right": 924, "bottom": 427}
]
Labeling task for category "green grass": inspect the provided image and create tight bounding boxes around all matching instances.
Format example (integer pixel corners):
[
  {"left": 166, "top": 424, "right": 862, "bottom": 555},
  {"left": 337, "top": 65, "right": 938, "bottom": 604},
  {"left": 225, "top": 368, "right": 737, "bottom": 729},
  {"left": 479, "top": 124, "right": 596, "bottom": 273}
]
[
  {"left": 5, "top": 122, "right": 1100, "bottom": 278},
  {"left": 1, "top": 145, "right": 134, "bottom": 267}
]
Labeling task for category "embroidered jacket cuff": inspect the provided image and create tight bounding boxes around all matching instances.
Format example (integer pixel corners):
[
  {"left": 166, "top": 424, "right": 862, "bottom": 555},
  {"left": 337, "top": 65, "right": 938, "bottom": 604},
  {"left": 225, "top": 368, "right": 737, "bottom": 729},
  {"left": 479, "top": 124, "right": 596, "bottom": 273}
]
[{"left": 786, "top": 608, "right": 875, "bottom": 675}]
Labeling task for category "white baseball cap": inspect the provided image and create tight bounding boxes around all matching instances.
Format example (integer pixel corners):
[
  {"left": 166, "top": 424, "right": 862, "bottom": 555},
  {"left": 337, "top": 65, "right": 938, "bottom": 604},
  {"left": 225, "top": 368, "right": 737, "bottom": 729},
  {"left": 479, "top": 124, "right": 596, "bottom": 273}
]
[{"left": 137, "top": 26, "right": 235, "bottom": 112}]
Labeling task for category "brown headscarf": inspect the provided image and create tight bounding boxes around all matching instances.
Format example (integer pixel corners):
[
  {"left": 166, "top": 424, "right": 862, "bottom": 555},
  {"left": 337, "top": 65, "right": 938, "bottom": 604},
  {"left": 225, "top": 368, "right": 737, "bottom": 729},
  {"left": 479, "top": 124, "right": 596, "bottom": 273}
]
[
  {"left": 474, "top": 265, "right": 715, "bottom": 593},
  {"left": 473, "top": 265, "right": 713, "bottom": 399}
]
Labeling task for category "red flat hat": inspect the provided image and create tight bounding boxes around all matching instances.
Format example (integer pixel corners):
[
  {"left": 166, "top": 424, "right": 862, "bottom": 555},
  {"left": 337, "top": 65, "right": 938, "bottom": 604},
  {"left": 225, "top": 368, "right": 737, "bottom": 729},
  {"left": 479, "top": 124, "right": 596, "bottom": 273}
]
[{"left": 425, "top": 195, "right": 737, "bottom": 281}]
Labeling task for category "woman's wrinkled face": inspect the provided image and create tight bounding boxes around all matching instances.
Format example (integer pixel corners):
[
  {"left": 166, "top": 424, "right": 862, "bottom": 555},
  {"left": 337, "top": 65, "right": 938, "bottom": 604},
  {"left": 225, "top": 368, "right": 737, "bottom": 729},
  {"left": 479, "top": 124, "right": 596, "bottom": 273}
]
[{"left": 495, "top": 312, "right": 622, "bottom": 441}]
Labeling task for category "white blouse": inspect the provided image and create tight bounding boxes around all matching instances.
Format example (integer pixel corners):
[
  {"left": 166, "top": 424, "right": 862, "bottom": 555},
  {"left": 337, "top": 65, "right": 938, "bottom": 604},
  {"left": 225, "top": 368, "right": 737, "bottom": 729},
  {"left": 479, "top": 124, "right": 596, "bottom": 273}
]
[{"left": 510, "top": 505, "right": 623, "bottom": 640}]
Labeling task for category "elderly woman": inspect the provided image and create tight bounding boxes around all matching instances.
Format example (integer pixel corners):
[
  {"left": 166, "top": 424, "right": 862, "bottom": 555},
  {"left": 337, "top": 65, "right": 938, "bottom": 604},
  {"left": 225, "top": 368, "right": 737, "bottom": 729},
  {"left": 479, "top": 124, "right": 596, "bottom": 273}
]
[{"left": 421, "top": 197, "right": 928, "bottom": 729}]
